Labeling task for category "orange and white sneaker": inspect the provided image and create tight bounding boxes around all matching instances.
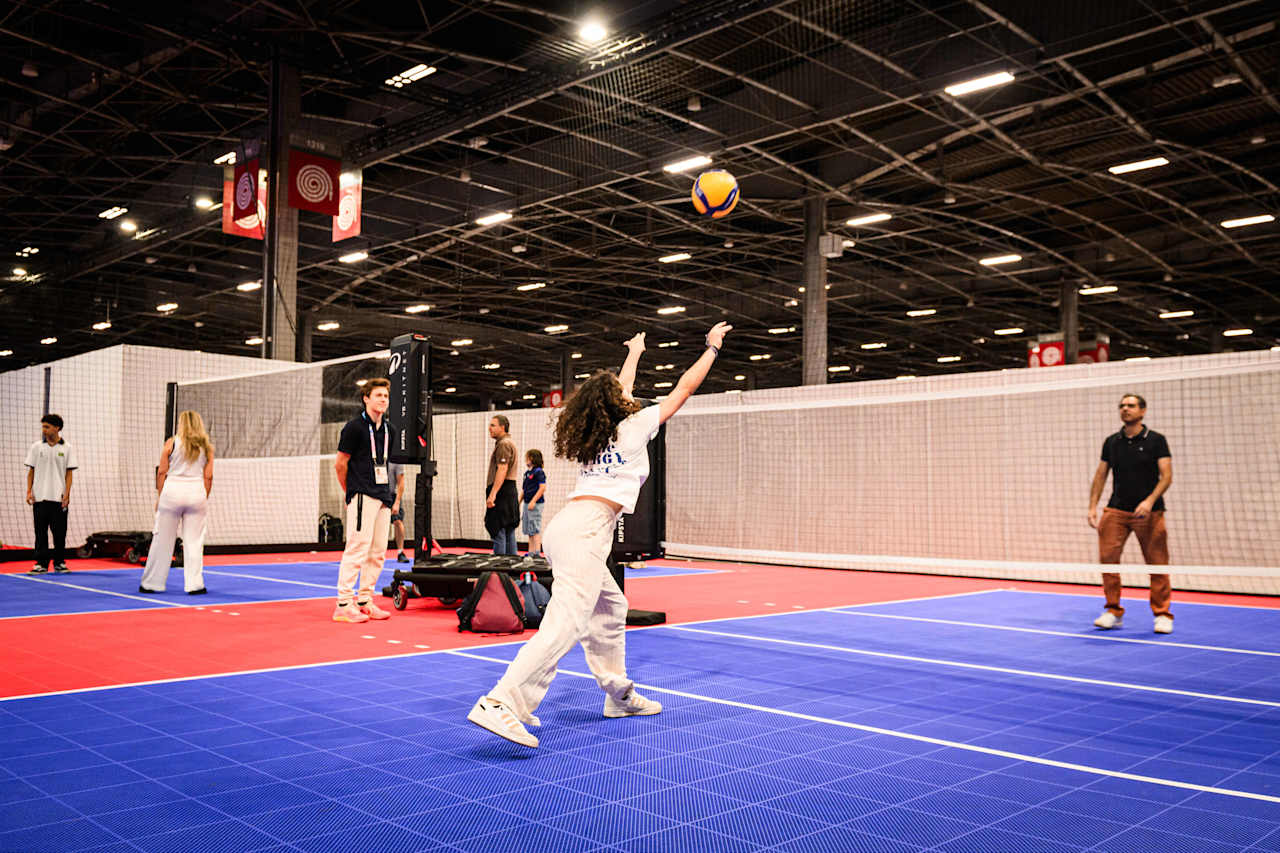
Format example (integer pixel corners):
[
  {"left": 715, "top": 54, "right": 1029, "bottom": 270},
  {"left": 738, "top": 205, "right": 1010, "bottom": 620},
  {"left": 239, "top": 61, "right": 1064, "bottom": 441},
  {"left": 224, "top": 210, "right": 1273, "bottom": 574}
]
[
  {"left": 356, "top": 599, "right": 390, "bottom": 620},
  {"left": 332, "top": 603, "right": 369, "bottom": 623}
]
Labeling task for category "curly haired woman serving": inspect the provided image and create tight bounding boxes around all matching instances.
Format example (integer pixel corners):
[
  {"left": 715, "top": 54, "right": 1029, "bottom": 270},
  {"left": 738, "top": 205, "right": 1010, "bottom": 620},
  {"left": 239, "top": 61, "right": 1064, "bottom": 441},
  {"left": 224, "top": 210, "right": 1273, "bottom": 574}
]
[{"left": 468, "top": 321, "right": 733, "bottom": 748}]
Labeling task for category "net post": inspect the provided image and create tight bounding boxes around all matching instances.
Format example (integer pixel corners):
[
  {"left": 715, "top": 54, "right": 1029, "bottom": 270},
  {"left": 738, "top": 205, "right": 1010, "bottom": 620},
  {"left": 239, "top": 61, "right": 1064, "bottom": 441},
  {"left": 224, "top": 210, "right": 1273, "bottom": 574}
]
[{"left": 164, "top": 382, "right": 178, "bottom": 440}]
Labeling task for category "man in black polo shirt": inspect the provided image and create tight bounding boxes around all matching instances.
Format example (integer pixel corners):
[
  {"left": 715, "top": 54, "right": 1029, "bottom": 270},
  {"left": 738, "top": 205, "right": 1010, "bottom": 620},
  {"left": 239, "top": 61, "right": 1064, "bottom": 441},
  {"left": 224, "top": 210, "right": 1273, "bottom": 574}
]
[
  {"left": 1087, "top": 393, "right": 1174, "bottom": 634},
  {"left": 332, "top": 378, "right": 396, "bottom": 623}
]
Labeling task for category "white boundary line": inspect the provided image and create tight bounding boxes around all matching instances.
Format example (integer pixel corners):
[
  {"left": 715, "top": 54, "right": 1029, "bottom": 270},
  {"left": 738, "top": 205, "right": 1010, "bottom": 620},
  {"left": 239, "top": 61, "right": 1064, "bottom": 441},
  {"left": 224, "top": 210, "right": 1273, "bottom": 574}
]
[
  {"left": 832, "top": 609, "right": 1280, "bottom": 657},
  {"left": 1007, "top": 588, "right": 1280, "bottom": 611},
  {"left": 0, "top": 595, "right": 336, "bottom": 621},
  {"left": 2, "top": 573, "right": 188, "bottom": 607},
  {"left": 448, "top": 649, "right": 1280, "bottom": 805},
  {"left": 668, "top": 625, "right": 1280, "bottom": 708},
  {"left": 201, "top": 569, "right": 333, "bottom": 589}
]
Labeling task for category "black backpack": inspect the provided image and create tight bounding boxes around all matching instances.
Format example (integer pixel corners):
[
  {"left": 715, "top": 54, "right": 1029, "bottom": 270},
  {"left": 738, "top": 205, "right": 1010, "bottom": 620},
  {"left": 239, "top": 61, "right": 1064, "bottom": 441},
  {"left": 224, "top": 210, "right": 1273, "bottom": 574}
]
[
  {"left": 516, "top": 571, "right": 551, "bottom": 628},
  {"left": 457, "top": 572, "right": 526, "bottom": 634}
]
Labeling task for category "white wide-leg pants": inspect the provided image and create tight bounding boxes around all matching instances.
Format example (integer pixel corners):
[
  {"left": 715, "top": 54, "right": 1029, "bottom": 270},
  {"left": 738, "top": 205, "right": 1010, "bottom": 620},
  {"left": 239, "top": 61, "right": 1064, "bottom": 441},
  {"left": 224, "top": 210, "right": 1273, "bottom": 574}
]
[
  {"left": 140, "top": 478, "right": 207, "bottom": 593},
  {"left": 489, "top": 498, "right": 632, "bottom": 724},
  {"left": 337, "top": 493, "right": 391, "bottom": 605}
]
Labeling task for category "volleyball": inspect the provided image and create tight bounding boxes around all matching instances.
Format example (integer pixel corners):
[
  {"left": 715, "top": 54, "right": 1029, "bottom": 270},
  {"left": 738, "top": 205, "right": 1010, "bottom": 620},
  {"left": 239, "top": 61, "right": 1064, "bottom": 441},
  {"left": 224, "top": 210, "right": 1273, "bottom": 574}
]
[{"left": 691, "top": 170, "right": 739, "bottom": 218}]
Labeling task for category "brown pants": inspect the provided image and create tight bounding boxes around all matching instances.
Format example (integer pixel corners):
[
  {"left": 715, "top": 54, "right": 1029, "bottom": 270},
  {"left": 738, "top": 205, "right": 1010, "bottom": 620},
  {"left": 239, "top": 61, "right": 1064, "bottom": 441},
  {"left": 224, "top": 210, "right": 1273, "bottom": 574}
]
[{"left": 1098, "top": 508, "right": 1171, "bottom": 619}]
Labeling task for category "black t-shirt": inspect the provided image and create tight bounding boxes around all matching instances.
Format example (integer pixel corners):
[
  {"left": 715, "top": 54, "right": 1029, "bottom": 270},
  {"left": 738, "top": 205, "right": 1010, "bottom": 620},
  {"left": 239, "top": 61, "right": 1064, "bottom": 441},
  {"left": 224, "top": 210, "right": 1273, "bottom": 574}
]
[
  {"left": 338, "top": 412, "right": 397, "bottom": 506},
  {"left": 1101, "top": 427, "right": 1171, "bottom": 512}
]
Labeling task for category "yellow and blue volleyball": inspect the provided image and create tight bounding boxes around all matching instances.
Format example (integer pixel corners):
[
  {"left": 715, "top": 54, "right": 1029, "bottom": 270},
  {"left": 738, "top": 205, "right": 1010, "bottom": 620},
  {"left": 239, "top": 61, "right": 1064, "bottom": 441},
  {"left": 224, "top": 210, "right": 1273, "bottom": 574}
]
[{"left": 691, "top": 170, "right": 739, "bottom": 219}]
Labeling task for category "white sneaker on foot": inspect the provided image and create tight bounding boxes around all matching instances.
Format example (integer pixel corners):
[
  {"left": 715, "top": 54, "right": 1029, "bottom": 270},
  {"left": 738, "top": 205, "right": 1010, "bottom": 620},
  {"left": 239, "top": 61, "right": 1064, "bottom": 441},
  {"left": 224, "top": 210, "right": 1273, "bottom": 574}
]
[
  {"left": 1093, "top": 611, "right": 1122, "bottom": 629},
  {"left": 356, "top": 599, "right": 390, "bottom": 620},
  {"left": 468, "top": 697, "right": 538, "bottom": 748},
  {"left": 604, "top": 689, "right": 662, "bottom": 718},
  {"left": 1153, "top": 615, "right": 1174, "bottom": 634},
  {"left": 332, "top": 604, "right": 369, "bottom": 623}
]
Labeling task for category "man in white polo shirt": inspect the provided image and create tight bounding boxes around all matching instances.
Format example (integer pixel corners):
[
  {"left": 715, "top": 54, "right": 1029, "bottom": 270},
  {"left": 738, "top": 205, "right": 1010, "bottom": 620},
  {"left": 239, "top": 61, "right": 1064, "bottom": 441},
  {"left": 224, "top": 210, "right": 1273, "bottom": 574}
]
[{"left": 25, "top": 414, "right": 77, "bottom": 574}]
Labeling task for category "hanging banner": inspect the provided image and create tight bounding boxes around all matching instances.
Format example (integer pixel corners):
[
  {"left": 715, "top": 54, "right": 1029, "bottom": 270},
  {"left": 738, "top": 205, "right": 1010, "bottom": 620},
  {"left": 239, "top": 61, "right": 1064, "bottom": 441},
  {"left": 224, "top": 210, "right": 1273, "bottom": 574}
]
[
  {"left": 221, "top": 166, "right": 267, "bottom": 240},
  {"left": 332, "top": 169, "right": 363, "bottom": 242},
  {"left": 288, "top": 149, "right": 341, "bottom": 216},
  {"left": 232, "top": 158, "right": 259, "bottom": 222}
]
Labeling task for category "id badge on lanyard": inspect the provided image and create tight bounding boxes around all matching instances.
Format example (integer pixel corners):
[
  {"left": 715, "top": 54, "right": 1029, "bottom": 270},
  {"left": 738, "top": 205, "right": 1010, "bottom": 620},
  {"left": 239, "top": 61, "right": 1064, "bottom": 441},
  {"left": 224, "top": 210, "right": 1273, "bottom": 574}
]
[{"left": 368, "top": 418, "right": 389, "bottom": 485}]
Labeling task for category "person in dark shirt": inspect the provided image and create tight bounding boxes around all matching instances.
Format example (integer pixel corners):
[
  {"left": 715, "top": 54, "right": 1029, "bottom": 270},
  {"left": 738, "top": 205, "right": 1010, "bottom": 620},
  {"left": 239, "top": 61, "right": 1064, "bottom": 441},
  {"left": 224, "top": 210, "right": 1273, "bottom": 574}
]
[
  {"left": 332, "top": 378, "right": 397, "bottom": 623},
  {"left": 521, "top": 449, "right": 547, "bottom": 557},
  {"left": 1087, "top": 393, "right": 1174, "bottom": 634}
]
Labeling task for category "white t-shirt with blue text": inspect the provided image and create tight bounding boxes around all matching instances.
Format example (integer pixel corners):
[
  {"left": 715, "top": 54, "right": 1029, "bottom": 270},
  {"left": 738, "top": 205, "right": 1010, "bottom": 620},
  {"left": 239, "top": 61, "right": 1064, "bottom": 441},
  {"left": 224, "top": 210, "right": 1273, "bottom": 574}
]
[{"left": 567, "top": 405, "right": 662, "bottom": 514}]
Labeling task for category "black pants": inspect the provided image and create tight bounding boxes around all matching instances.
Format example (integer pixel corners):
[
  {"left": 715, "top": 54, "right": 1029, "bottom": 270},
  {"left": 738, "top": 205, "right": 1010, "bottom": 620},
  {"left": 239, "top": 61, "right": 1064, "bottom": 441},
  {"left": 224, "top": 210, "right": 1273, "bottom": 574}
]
[{"left": 33, "top": 501, "right": 67, "bottom": 567}]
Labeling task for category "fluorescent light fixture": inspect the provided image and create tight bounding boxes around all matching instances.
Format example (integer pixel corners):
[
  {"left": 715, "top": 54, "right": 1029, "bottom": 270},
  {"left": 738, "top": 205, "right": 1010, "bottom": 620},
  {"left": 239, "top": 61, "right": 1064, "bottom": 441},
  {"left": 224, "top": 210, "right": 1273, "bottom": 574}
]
[
  {"left": 994, "top": 327, "right": 1024, "bottom": 335},
  {"left": 98, "top": 206, "right": 128, "bottom": 219},
  {"left": 503, "top": 380, "right": 519, "bottom": 386},
  {"left": 119, "top": 219, "right": 137, "bottom": 233},
  {"left": 979, "top": 253, "right": 1022, "bottom": 266},
  {"left": 657, "top": 341, "right": 679, "bottom": 348},
  {"left": 1212, "top": 73, "right": 1242, "bottom": 88},
  {"left": 734, "top": 374, "right": 745, "bottom": 380},
  {"left": 896, "top": 375, "right": 916, "bottom": 380},
  {"left": 748, "top": 353, "right": 771, "bottom": 361},
  {"left": 544, "top": 324, "right": 569, "bottom": 333},
  {"left": 482, "top": 362, "right": 500, "bottom": 369},
  {"left": 245, "top": 336, "right": 264, "bottom": 345},
  {"left": 213, "top": 152, "right": 236, "bottom": 165},
  {"left": 338, "top": 250, "right": 368, "bottom": 263},
  {"left": 475, "top": 211, "right": 513, "bottom": 226},
  {"left": 842, "top": 239, "right": 856, "bottom": 248},
  {"left": 575, "top": 373, "right": 590, "bottom": 379},
  {"left": 906, "top": 309, "right": 936, "bottom": 317},
  {"left": 1108, "top": 156, "right": 1169, "bottom": 175},
  {"left": 405, "top": 304, "right": 431, "bottom": 314},
  {"left": 571, "top": 352, "right": 582, "bottom": 359},
  {"left": 40, "top": 337, "right": 57, "bottom": 345},
  {"left": 937, "top": 355, "right": 962, "bottom": 363},
  {"left": 355, "top": 379, "right": 368, "bottom": 387},
  {"left": 522, "top": 394, "right": 537, "bottom": 400},
  {"left": 16, "top": 246, "right": 38, "bottom": 256},
  {"left": 385, "top": 64, "right": 437, "bottom": 88},
  {"left": 785, "top": 298, "right": 799, "bottom": 307},
  {"left": 657, "top": 306, "right": 686, "bottom": 315},
  {"left": 444, "top": 387, "right": 457, "bottom": 393},
  {"left": 654, "top": 381, "right": 673, "bottom": 389},
  {"left": 1125, "top": 356, "right": 1151, "bottom": 362},
  {"left": 516, "top": 282, "right": 546, "bottom": 291},
  {"left": 1079, "top": 285, "right": 1118, "bottom": 295},
  {"left": 92, "top": 321, "right": 112, "bottom": 331},
  {"left": 1220, "top": 214, "right": 1275, "bottom": 229},
  {"left": 316, "top": 321, "right": 340, "bottom": 331},
  {"left": 12, "top": 267, "right": 26, "bottom": 277},
  {"left": 579, "top": 21, "right": 607, "bottom": 43},
  {"left": 194, "top": 196, "right": 214, "bottom": 209},
  {"left": 451, "top": 339, "right": 473, "bottom": 347},
  {"left": 0, "top": 350, "right": 11, "bottom": 356},
  {"left": 860, "top": 342, "right": 887, "bottom": 350},
  {"left": 235, "top": 279, "right": 264, "bottom": 293},
  {"left": 654, "top": 363, "right": 676, "bottom": 370},
  {"left": 827, "top": 365, "right": 850, "bottom": 373},
  {"left": 1158, "top": 310, "right": 1194, "bottom": 319},
  {"left": 156, "top": 302, "right": 178, "bottom": 312},
  {"left": 658, "top": 252, "right": 691, "bottom": 263},
  {"left": 1223, "top": 328, "right": 1253, "bottom": 337},
  {"left": 768, "top": 326, "right": 796, "bottom": 334},
  {"left": 663, "top": 155, "right": 712, "bottom": 174},
  {"left": 944, "top": 71, "right": 1015, "bottom": 97},
  {"left": 846, "top": 212, "right": 892, "bottom": 226}
]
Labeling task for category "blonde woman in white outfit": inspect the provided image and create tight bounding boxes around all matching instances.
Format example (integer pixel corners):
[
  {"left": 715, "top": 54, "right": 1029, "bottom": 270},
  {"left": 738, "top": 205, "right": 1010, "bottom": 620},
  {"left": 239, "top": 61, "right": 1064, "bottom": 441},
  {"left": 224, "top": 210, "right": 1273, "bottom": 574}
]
[
  {"left": 469, "top": 321, "right": 733, "bottom": 748},
  {"left": 140, "top": 411, "right": 214, "bottom": 595}
]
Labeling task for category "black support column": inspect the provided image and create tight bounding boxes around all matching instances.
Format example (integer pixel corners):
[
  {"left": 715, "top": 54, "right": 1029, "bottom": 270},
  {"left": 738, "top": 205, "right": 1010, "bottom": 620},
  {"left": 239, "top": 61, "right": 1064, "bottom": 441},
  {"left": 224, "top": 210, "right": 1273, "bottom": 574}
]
[
  {"left": 261, "top": 48, "right": 299, "bottom": 361},
  {"left": 802, "top": 196, "right": 828, "bottom": 385}
]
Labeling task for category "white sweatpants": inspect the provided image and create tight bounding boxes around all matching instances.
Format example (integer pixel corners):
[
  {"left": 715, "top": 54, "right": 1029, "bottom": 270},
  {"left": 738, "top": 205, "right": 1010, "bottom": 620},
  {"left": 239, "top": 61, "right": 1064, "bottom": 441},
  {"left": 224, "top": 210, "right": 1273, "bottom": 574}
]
[
  {"left": 337, "top": 493, "right": 391, "bottom": 605},
  {"left": 140, "top": 478, "right": 207, "bottom": 593},
  {"left": 489, "top": 499, "right": 632, "bottom": 724}
]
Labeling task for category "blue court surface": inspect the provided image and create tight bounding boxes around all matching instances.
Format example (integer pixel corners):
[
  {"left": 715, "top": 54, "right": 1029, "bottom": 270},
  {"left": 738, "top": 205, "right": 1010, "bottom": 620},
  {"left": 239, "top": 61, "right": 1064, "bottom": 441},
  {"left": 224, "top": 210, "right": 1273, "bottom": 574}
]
[
  {"left": 2, "top": 559, "right": 714, "bottom": 617},
  {"left": 3, "top": 588, "right": 1279, "bottom": 852}
]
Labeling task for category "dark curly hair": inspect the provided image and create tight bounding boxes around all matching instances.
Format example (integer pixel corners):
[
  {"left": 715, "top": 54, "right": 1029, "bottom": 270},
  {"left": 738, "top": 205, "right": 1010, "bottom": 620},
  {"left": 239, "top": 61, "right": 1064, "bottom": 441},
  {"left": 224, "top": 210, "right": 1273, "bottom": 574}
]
[{"left": 554, "top": 371, "right": 644, "bottom": 465}]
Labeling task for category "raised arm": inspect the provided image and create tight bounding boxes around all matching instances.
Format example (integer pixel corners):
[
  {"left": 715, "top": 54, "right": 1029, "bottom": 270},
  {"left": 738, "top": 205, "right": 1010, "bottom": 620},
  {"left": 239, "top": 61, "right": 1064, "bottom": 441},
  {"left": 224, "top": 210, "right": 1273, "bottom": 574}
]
[
  {"left": 618, "top": 332, "right": 646, "bottom": 398},
  {"left": 659, "top": 322, "right": 733, "bottom": 424}
]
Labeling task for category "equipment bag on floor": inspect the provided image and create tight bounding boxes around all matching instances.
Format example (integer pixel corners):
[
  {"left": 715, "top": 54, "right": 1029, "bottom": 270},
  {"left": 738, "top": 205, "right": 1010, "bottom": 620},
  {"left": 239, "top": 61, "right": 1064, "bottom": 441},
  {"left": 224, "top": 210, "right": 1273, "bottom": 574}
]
[
  {"left": 516, "top": 571, "right": 551, "bottom": 628},
  {"left": 457, "top": 571, "right": 525, "bottom": 634}
]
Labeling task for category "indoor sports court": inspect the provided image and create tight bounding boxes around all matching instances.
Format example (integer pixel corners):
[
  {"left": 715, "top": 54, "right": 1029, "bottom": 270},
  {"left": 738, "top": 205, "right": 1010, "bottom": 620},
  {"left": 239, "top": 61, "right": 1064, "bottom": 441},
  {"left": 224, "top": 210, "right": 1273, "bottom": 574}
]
[{"left": 3, "top": 1, "right": 1280, "bottom": 851}]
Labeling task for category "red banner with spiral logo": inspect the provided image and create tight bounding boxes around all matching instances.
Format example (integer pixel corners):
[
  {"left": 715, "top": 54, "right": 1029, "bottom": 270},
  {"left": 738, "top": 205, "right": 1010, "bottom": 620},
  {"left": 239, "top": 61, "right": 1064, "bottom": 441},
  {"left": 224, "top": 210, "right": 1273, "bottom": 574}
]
[
  {"left": 332, "top": 170, "right": 362, "bottom": 242},
  {"left": 222, "top": 163, "right": 266, "bottom": 239},
  {"left": 288, "top": 149, "right": 341, "bottom": 216}
]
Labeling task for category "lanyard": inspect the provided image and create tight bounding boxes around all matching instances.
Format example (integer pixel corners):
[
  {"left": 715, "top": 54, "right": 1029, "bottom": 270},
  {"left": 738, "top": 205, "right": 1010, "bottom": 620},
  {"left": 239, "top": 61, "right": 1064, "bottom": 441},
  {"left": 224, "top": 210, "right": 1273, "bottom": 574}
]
[{"left": 364, "top": 414, "right": 388, "bottom": 465}]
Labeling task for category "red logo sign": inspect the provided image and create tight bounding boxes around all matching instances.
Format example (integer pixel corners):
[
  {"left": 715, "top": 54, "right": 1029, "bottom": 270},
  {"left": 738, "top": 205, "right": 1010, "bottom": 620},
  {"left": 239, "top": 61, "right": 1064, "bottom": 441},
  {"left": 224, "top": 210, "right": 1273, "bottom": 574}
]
[
  {"left": 231, "top": 158, "right": 259, "bottom": 224},
  {"left": 222, "top": 165, "right": 266, "bottom": 239},
  {"left": 332, "top": 170, "right": 362, "bottom": 242},
  {"left": 543, "top": 389, "right": 564, "bottom": 408},
  {"left": 288, "top": 149, "right": 341, "bottom": 216}
]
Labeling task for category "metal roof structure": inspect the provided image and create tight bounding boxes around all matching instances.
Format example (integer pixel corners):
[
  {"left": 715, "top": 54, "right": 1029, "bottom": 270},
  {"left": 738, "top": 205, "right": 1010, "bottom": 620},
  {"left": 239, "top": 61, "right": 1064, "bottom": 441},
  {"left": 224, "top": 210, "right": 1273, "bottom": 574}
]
[{"left": 3, "top": 0, "right": 1278, "bottom": 399}]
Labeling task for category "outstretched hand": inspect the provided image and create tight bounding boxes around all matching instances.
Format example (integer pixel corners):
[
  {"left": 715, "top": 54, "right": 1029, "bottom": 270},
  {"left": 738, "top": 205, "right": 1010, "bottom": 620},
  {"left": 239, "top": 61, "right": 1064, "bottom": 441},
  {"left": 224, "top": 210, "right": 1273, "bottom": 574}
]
[
  {"left": 706, "top": 321, "right": 733, "bottom": 349},
  {"left": 624, "top": 332, "right": 646, "bottom": 352}
]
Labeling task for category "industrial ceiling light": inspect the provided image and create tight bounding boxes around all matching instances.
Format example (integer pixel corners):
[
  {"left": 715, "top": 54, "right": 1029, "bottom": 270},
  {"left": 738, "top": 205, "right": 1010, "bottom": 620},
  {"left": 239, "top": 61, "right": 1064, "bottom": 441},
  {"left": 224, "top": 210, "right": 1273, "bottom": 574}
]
[
  {"left": 906, "top": 309, "right": 936, "bottom": 317},
  {"left": 734, "top": 374, "right": 745, "bottom": 380},
  {"left": 338, "top": 250, "right": 368, "bottom": 263},
  {"left": 482, "top": 362, "right": 500, "bottom": 369},
  {"left": 1223, "top": 328, "right": 1253, "bottom": 336},
  {"left": 860, "top": 342, "right": 887, "bottom": 349},
  {"left": 658, "top": 252, "right": 691, "bottom": 263},
  {"left": 98, "top": 206, "right": 128, "bottom": 219},
  {"left": 12, "top": 267, "right": 26, "bottom": 277},
  {"left": 656, "top": 306, "right": 686, "bottom": 315},
  {"left": 516, "top": 282, "right": 546, "bottom": 291},
  {"left": 1108, "top": 156, "right": 1169, "bottom": 175},
  {"left": 40, "top": 337, "right": 57, "bottom": 345},
  {"left": 827, "top": 365, "right": 851, "bottom": 372},
  {"left": 944, "top": 70, "right": 1014, "bottom": 96},
  {"left": 385, "top": 63, "right": 436, "bottom": 88},
  {"left": 194, "top": 196, "right": 215, "bottom": 209},
  {"left": 213, "top": 152, "right": 236, "bottom": 165},
  {"left": 748, "top": 353, "right": 771, "bottom": 361},
  {"left": 657, "top": 341, "right": 679, "bottom": 348},
  {"left": 503, "top": 379, "right": 519, "bottom": 386},
  {"left": 0, "top": 349, "right": 12, "bottom": 356},
  {"left": 475, "top": 211, "right": 512, "bottom": 226},
  {"left": 1220, "top": 214, "right": 1275, "bottom": 229},
  {"left": 846, "top": 212, "right": 892, "bottom": 226},
  {"left": 571, "top": 352, "right": 582, "bottom": 358},
  {"left": 245, "top": 336, "right": 264, "bottom": 345},
  {"left": 937, "top": 355, "right": 962, "bottom": 363},
  {"left": 994, "top": 327, "right": 1024, "bottom": 335},
  {"left": 92, "top": 321, "right": 112, "bottom": 331},
  {"left": 979, "top": 254, "right": 1022, "bottom": 266},
  {"left": 1079, "top": 285, "right": 1118, "bottom": 295},
  {"left": 579, "top": 21, "right": 607, "bottom": 43},
  {"left": 544, "top": 324, "right": 569, "bottom": 333},
  {"left": 663, "top": 155, "right": 712, "bottom": 174},
  {"left": 444, "top": 387, "right": 457, "bottom": 393},
  {"left": 654, "top": 381, "right": 673, "bottom": 389},
  {"left": 156, "top": 302, "right": 178, "bottom": 313},
  {"left": 316, "top": 321, "right": 340, "bottom": 331},
  {"left": 405, "top": 304, "right": 431, "bottom": 314},
  {"left": 451, "top": 338, "right": 473, "bottom": 346},
  {"left": 1158, "top": 310, "right": 1194, "bottom": 319},
  {"left": 237, "top": 281, "right": 261, "bottom": 292}
]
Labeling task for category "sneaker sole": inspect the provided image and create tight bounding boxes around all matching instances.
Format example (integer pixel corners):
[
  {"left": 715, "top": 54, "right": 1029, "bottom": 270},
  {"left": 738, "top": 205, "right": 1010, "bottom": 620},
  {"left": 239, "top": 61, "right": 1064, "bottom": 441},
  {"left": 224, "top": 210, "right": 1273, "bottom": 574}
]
[
  {"left": 332, "top": 614, "right": 369, "bottom": 623},
  {"left": 604, "top": 705, "right": 662, "bottom": 718},
  {"left": 467, "top": 706, "right": 538, "bottom": 748}
]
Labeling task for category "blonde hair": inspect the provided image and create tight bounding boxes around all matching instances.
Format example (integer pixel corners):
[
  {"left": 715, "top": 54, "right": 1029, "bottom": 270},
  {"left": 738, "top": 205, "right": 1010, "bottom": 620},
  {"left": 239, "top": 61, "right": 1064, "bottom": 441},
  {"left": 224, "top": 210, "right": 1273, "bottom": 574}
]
[{"left": 175, "top": 410, "right": 213, "bottom": 463}]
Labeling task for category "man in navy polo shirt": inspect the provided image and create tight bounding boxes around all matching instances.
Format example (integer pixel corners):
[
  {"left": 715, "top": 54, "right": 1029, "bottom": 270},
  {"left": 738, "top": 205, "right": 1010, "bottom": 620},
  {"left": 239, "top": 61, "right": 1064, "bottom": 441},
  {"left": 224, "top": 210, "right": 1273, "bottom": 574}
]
[
  {"left": 1087, "top": 393, "right": 1174, "bottom": 634},
  {"left": 333, "top": 378, "right": 397, "bottom": 623}
]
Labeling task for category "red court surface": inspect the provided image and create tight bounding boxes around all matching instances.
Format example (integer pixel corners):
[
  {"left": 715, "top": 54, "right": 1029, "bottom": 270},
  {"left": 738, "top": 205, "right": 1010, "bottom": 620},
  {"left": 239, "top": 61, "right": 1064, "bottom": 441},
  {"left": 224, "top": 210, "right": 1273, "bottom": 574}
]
[{"left": 3, "top": 554, "right": 1276, "bottom": 700}]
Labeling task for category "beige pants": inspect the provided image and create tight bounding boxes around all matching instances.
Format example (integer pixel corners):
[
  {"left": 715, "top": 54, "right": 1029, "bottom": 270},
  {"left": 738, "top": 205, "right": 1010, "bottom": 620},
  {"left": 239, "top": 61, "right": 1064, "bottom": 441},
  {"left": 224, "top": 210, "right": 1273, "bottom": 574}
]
[
  {"left": 337, "top": 493, "right": 391, "bottom": 605},
  {"left": 489, "top": 499, "right": 633, "bottom": 724},
  {"left": 141, "top": 478, "right": 207, "bottom": 593}
]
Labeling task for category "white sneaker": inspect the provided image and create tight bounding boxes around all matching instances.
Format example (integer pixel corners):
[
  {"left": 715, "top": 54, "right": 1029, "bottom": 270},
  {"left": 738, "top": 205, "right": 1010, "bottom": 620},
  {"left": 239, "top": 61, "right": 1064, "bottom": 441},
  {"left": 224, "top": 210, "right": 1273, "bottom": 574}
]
[
  {"left": 604, "top": 689, "right": 662, "bottom": 718},
  {"left": 1093, "top": 611, "right": 1122, "bottom": 630},
  {"left": 1153, "top": 615, "right": 1174, "bottom": 634},
  {"left": 356, "top": 600, "right": 391, "bottom": 620},
  {"left": 467, "top": 697, "right": 538, "bottom": 748},
  {"left": 332, "top": 604, "right": 369, "bottom": 623}
]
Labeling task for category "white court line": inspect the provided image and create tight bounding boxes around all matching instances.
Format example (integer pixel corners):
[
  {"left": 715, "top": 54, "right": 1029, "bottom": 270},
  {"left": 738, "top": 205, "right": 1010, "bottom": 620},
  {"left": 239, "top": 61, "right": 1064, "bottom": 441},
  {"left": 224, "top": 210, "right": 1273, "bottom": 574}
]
[
  {"left": 831, "top": 609, "right": 1280, "bottom": 658},
  {"left": 2, "top": 573, "right": 188, "bottom": 607},
  {"left": 668, "top": 625, "right": 1280, "bottom": 708},
  {"left": 0, "top": 594, "right": 337, "bottom": 621},
  {"left": 201, "top": 569, "right": 333, "bottom": 589},
  {"left": 1009, "top": 588, "right": 1280, "bottom": 611},
  {"left": 448, "top": 649, "right": 1280, "bottom": 804}
]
